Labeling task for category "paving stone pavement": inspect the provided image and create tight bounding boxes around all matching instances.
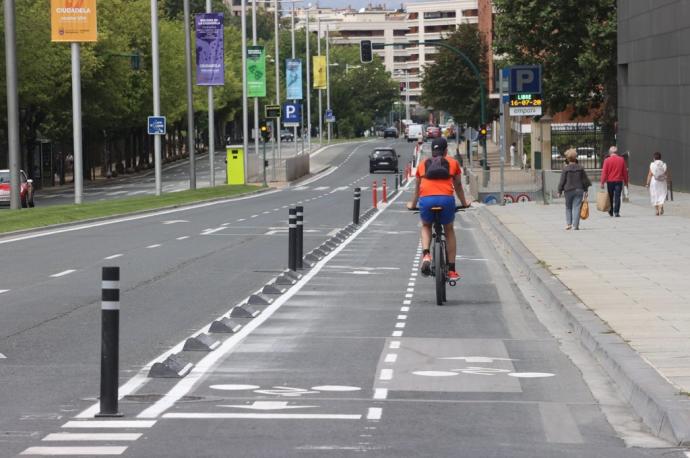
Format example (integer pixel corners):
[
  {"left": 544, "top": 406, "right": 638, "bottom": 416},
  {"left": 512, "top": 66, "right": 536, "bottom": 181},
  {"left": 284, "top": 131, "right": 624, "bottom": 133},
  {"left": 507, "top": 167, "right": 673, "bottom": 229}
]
[{"left": 488, "top": 184, "right": 690, "bottom": 394}]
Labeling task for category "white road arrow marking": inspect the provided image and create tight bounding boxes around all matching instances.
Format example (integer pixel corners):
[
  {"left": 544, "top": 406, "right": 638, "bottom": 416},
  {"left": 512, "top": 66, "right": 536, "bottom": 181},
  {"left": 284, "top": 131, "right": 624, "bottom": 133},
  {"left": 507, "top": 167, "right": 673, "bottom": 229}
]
[
  {"left": 161, "top": 220, "right": 189, "bottom": 225},
  {"left": 0, "top": 352, "right": 6, "bottom": 359},
  {"left": 220, "top": 401, "right": 316, "bottom": 411}
]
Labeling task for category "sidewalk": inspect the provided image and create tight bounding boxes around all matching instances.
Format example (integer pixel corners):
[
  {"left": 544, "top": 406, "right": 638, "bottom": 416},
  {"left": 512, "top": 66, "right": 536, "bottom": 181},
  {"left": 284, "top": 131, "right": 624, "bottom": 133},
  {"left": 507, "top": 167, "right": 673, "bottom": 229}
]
[{"left": 487, "top": 185, "right": 690, "bottom": 394}]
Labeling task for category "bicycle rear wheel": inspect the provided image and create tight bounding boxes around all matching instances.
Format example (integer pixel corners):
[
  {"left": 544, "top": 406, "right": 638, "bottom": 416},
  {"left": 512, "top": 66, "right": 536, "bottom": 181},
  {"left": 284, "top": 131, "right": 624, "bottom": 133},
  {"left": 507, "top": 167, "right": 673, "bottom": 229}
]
[{"left": 434, "top": 238, "right": 446, "bottom": 305}]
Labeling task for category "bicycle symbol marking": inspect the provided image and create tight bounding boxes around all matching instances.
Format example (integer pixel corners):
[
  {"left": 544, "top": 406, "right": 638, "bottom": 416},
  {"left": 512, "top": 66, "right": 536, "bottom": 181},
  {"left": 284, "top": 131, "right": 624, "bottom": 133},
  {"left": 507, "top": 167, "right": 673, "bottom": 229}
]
[
  {"left": 411, "top": 356, "right": 555, "bottom": 379},
  {"left": 209, "top": 384, "right": 362, "bottom": 397}
]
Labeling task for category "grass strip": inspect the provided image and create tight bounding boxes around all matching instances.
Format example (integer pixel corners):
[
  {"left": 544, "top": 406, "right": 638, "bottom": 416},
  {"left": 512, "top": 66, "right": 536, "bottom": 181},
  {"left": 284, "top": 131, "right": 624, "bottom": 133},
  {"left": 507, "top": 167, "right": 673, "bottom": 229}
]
[{"left": 0, "top": 184, "right": 262, "bottom": 234}]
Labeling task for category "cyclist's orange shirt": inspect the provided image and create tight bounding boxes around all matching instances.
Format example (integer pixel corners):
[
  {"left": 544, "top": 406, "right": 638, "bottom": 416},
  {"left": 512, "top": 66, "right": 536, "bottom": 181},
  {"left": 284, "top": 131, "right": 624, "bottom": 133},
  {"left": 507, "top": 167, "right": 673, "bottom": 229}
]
[{"left": 416, "top": 156, "right": 461, "bottom": 197}]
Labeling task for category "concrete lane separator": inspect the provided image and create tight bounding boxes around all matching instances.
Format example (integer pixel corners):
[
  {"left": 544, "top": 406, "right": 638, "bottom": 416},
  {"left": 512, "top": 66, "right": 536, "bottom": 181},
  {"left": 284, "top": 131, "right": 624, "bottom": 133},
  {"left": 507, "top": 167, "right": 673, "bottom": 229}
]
[
  {"left": 476, "top": 208, "right": 690, "bottom": 446},
  {"left": 73, "top": 181, "right": 411, "bottom": 421}
]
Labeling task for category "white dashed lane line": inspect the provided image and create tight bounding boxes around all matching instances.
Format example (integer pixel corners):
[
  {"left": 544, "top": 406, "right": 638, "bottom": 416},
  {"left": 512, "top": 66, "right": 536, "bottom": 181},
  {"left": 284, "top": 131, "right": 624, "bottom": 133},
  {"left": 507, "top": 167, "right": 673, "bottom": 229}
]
[
  {"left": 379, "top": 369, "right": 393, "bottom": 381},
  {"left": 392, "top": 330, "right": 403, "bottom": 337},
  {"left": 373, "top": 388, "right": 388, "bottom": 400},
  {"left": 366, "top": 408, "right": 382, "bottom": 420},
  {"left": 176, "top": 236, "right": 190, "bottom": 241},
  {"left": 51, "top": 269, "right": 76, "bottom": 278},
  {"left": 384, "top": 353, "right": 398, "bottom": 363},
  {"left": 146, "top": 244, "right": 161, "bottom": 249},
  {"left": 104, "top": 254, "right": 123, "bottom": 260},
  {"left": 0, "top": 289, "right": 9, "bottom": 294},
  {"left": 389, "top": 341, "right": 401, "bottom": 349}
]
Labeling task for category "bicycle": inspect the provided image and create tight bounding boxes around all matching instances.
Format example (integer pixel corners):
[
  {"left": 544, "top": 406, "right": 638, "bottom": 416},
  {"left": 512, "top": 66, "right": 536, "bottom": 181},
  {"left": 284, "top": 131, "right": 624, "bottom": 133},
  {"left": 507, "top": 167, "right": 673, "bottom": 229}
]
[{"left": 410, "top": 205, "right": 469, "bottom": 305}]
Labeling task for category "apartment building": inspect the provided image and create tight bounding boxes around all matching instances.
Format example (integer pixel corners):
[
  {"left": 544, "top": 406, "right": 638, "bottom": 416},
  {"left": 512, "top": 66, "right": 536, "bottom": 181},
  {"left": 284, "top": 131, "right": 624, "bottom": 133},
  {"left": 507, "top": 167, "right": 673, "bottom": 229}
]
[{"left": 296, "top": 1, "right": 482, "bottom": 115}]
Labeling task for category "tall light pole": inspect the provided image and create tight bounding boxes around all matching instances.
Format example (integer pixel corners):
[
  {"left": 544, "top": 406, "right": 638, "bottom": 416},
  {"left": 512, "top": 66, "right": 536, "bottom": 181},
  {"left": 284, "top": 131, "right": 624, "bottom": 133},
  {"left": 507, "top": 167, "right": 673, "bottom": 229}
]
[
  {"left": 71, "top": 43, "right": 84, "bottom": 204},
  {"left": 206, "top": 0, "right": 216, "bottom": 187},
  {"left": 326, "top": 24, "right": 331, "bottom": 142},
  {"left": 183, "top": 0, "right": 196, "bottom": 190},
  {"left": 274, "top": 0, "right": 282, "bottom": 165},
  {"left": 252, "top": 0, "right": 260, "bottom": 163},
  {"left": 4, "top": 0, "right": 20, "bottom": 209},
  {"left": 305, "top": 4, "right": 311, "bottom": 154},
  {"left": 241, "top": 0, "right": 249, "bottom": 182},
  {"left": 405, "top": 69, "right": 410, "bottom": 122},
  {"left": 317, "top": 10, "right": 322, "bottom": 147},
  {"left": 150, "top": 0, "right": 162, "bottom": 195},
  {"left": 291, "top": 4, "right": 298, "bottom": 158}
]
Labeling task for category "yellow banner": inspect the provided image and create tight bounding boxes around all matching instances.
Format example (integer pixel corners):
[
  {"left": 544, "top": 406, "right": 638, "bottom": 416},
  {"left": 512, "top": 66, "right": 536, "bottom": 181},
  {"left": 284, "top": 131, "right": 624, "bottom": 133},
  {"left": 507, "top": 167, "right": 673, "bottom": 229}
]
[
  {"left": 313, "top": 56, "right": 327, "bottom": 89},
  {"left": 51, "top": 0, "right": 98, "bottom": 43}
]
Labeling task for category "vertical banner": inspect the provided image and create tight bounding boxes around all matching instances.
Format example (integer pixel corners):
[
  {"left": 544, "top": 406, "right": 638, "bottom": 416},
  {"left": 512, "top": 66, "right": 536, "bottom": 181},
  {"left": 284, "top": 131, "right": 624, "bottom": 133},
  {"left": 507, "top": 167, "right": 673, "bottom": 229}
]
[
  {"left": 313, "top": 56, "right": 327, "bottom": 89},
  {"left": 286, "top": 58, "right": 303, "bottom": 100},
  {"left": 247, "top": 45, "right": 266, "bottom": 98},
  {"left": 195, "top": 13, "right": 225, "bottom": 86},
  {"left": 51, "top": 0, "right": 98, "bottom": 42}
]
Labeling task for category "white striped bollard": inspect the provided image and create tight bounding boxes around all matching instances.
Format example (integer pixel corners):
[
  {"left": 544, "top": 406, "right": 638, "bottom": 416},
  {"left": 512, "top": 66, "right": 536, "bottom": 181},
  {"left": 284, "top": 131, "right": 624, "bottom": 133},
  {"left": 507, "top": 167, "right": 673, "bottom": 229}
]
[
  {"left": 296, "top": 206, "right": 304, "bottom": 270},
  {"left": 96, "top": 266, "right": 122, "bottom": 417},
  {"left": 288, "top": 208, "right": 297, "bottom": 271},
  {"left": 353, "top": 187, "right": 361, "bottom": 225}
]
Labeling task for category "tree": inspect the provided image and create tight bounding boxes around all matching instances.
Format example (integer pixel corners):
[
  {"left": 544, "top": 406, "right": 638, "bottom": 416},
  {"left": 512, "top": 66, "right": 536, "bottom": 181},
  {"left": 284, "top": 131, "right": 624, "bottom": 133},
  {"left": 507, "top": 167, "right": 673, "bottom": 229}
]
[
  {"left": 420, "top": 24, "right": 494, "bottom": 128},
  {"left": 492, "top": 0, "right": 617, "bottom": 144}
]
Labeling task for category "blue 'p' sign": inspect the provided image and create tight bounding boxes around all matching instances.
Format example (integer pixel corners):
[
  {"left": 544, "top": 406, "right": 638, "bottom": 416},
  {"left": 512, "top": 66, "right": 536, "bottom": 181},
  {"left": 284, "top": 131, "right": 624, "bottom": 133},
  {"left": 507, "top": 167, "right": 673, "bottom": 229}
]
[
  {"left": 282, "top": 102, "right": 301, "bottom": 126},
  {"left": 509, "top": 66, "right": 541, "bottom": 95}
]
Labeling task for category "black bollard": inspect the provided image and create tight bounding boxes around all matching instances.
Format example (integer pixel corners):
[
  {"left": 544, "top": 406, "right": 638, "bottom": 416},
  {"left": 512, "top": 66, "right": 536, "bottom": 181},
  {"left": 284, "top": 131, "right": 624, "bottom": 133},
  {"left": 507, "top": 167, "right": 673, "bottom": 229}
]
[
  {"left": 288, "top": 208, "right": 297, "bottom": 271},
  {"left": 96, "top": 266, "right": 122, "bottom": 417},
  {"left": 296, "top": 206, "right": 304, "bottom": 270},
  {"left": 353, "top": 187, "right": 361, "bottom": 225},
  {"left": 395, "top": 172, "right": 399, "bottom": 193}
]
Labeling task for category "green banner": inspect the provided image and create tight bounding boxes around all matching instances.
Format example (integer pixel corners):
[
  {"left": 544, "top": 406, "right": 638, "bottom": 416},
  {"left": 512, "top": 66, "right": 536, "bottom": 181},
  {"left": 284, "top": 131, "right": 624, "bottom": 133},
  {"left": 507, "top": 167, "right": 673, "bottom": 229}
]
[{"left": 247, "top": 45, "right": 266, "bottom": 98}]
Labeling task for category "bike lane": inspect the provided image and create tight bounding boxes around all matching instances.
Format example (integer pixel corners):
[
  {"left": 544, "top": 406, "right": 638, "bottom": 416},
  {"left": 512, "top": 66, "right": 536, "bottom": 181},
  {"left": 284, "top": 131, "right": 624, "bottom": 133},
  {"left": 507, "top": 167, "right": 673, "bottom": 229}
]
[{"left": 18, "top": 187, "right": 685, "bottom": 457}]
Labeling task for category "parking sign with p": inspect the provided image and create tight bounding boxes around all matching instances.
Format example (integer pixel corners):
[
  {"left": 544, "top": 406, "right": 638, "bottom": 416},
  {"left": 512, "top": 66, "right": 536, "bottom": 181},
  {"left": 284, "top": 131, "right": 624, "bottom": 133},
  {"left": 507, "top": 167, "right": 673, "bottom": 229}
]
[
  {"left": 282, "top": 102, "right": 301, "bottom": 127},
  {"left": 509, "top": 66, "right": 541, "bottom": 95}
]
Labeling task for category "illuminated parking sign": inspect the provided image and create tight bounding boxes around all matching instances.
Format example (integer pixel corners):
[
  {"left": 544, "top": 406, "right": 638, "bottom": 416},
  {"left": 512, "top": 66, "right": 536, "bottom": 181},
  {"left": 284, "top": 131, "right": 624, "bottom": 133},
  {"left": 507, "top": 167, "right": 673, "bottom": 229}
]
[
  {"left": 509, "top": 65, "right": 541, "bottom": 95},
  {"left": 282, "top": 102, "right": 301, "bottom": 127}
]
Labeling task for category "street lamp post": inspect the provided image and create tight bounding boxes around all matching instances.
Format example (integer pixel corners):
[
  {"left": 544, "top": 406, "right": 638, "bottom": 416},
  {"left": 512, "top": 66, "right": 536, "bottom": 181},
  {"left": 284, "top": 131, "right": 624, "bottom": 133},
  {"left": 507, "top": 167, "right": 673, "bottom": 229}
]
[
  {"left": 317, "top": 12, "right": 322, "bottom": 147},
  {"left": 150, "top": 0, "right": 162, "bottom": 195},
  {"left": 326, "top": 24, "right": 331, "bottom": 143},
  {"left": 241, "top": 0, "right": 249, "bottom": 183},
  {"left": 274, "top": 0, "right": 281, "bottom": 167},
  {"left": 3, "top": 0, "right": 20, "bottom": 209},
  {"left": 252, "top": 0, "right": 260, "bottom": 167},
  {"left": 183, "top": 0, "right": 196, "bottom": 190},
  {"left": 305, "top": 4, "right": 312, "bottom": 154},
  {"left": 206, "top": 0, "right": 215, "bottom": 188}
]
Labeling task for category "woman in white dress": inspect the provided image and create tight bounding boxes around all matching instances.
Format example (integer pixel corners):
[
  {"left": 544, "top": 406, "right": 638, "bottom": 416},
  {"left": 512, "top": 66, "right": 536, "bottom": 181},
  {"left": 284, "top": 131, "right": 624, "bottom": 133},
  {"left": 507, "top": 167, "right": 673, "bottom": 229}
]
[{"left": 645, "top": 151, "right": 668, "bottom": 216}]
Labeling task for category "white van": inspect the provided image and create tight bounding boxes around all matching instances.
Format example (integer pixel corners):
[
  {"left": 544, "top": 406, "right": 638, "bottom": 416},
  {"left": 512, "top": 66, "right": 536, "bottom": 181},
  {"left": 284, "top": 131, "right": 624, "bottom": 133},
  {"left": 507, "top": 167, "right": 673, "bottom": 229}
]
[{"left": 406, "top": 124, "right": 423, "bottom": 143}]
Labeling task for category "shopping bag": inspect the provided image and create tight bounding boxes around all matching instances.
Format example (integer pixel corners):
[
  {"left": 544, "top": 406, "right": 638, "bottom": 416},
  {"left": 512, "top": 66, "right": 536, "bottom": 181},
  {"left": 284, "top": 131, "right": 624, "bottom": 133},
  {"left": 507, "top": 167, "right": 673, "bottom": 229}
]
[
  {"left": 596, "top": 191, "right": 610, "bottom": 212},
  {"left": 580, "top": 201, "right": 589, "bottom": 220}
]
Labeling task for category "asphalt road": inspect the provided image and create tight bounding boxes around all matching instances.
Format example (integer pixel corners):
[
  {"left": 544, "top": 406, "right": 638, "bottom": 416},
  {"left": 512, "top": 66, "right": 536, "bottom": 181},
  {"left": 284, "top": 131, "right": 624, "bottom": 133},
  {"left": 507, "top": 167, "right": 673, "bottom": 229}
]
[
  {"left": 0, "top": 139, "right": 685, "bottom": 457},
  {"left": 29, "top": 142, "right": 308, "bottom": 207}
]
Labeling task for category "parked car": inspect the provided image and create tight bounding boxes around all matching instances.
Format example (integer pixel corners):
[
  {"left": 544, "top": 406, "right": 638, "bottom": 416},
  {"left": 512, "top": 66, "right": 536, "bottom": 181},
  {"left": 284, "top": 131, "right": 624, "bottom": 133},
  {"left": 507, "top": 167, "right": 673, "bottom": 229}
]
[
  {"left": 383, "top": 127, "right": 398, "bottom": 139},
  {"left": 0, "top": 169, "right": 35, "bottom": 208},
  {"left": 425, "top": 125, "right": 441, "bottom": 140},
  {"left": 406, "top": 124, "right": 423, "bottom": 142},
  {"left": 280, "top": 129, "right": 295, "bottom": 142},
  {"left": 369, "top": 148, "right": 399, "bottom": 173}
]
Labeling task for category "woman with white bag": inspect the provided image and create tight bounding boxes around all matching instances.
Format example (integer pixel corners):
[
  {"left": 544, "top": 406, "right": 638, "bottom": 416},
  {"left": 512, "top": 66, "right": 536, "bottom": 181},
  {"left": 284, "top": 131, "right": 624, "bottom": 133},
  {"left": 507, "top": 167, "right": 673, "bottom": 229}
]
[{"left": 645, "top": 151, "right": 669, "bottom": 216}]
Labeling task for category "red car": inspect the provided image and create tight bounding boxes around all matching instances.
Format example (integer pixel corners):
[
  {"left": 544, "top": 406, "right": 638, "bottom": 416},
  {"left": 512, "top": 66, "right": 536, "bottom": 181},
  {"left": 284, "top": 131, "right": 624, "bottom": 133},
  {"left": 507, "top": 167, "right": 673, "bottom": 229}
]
[
  {"left": 425, "top": 126, "right": 441, "bottom": 140},
  {"left": 0, "top": 169, "right": 35, "bottom": 208}
]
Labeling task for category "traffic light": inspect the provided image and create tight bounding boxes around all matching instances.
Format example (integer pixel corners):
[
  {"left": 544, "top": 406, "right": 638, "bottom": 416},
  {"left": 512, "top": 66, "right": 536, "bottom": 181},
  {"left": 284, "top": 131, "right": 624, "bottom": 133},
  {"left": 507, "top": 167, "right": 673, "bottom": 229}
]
[
  {"left": 360, "top": 40, "right": 373, "bottom": 63},
  {"left": 478, "top": 125, "right": 488, "bottom": 141},
  {"left": 260, "top": 124, "right": 270, "bottom": 142}
]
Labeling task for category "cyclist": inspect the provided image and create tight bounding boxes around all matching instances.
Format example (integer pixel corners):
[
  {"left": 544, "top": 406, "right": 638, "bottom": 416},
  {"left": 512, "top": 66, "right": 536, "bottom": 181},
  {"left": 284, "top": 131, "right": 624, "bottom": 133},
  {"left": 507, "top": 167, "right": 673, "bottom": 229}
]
[{"left": 406, "top": 137, "right": 469, "bottom": 281}]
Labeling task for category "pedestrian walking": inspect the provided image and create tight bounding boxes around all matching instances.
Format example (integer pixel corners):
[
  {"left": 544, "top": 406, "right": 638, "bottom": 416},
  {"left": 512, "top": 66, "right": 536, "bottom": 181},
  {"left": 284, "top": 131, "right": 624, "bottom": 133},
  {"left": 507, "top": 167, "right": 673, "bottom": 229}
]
[
  {"left": 510, "top": 142, "right": 516, "bottom": 167},
  {"left": 645, "top": 151, "right": 669, "bottom": 216},
  {"left": 558, "top": 149, "right": 592, "bottom": 230},
  {"left": 600, "top": 146, "right": 629, "bottom": 217},
  {"left": 522, "top": 150, "right": 528, "bottom": 169}
]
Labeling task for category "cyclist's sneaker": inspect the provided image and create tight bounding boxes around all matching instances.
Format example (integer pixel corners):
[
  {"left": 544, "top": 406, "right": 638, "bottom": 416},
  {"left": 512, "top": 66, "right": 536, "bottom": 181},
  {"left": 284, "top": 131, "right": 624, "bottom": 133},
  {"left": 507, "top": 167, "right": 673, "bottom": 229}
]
[
  {"left": 420, "top": 254, "right": 432, "bottom": 277},
  {"left": 448, "top": 271, "right": 461, "bottom": 281}
]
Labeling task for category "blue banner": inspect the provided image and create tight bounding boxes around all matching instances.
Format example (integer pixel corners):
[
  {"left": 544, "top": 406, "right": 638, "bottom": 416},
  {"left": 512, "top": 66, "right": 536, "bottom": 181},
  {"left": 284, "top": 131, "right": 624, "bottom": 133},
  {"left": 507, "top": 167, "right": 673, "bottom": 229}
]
[
  {"left": 195, "top": 13, "right": 225, "bottom": 86},
  {"left": 286, "top": 58, "right": 303, "bottom": 100}
]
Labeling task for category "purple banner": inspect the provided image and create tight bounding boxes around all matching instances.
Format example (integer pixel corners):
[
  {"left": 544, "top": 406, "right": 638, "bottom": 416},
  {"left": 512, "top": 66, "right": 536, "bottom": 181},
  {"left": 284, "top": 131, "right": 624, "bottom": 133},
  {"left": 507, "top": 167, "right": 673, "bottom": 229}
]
[{"left": 195, "top": 13, "right": 224, "bottom": 86}]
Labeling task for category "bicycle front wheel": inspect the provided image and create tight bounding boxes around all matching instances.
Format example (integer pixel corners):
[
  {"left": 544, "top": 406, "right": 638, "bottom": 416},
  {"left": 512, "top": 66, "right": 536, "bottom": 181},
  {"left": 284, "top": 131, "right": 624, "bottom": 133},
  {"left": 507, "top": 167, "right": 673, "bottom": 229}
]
[{"left": 434, "top": 238, "right": 446, "bottom": 305}]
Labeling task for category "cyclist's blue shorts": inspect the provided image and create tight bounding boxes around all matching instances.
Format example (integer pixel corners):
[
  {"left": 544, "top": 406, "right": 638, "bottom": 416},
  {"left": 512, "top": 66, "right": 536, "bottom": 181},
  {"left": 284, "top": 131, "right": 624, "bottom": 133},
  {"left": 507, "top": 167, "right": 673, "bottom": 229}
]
[{"left": 419, "top": 195, "right": 455, "bottom": 225}]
